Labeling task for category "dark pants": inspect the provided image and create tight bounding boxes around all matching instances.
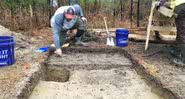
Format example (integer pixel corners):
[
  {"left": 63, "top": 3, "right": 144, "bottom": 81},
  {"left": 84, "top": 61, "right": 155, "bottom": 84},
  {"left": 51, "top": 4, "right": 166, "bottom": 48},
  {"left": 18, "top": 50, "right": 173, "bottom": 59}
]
[
  {"left": 172, "top": 3, "right": 185, "bottom": 60},
  {"left": 71, "top": 18, "right": 86, "bottom": 37},
  {"left": 175, "top": 3, "right": 185, "bottom": 43},
  {"left": 59, "top": 17, "right": 86, "bottom": 46}
]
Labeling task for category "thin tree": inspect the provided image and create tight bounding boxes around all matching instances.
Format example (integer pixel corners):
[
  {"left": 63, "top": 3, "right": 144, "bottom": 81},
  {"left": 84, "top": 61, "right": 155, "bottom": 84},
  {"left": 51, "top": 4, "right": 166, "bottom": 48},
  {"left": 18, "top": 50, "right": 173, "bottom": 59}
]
[
  {"left": 94, "top": 0, "right": 97, "bottom": 14},
  {"left": 130, "top": 0, "right": 133, "bottom": 28},
  {"left": 120, "top": 0, "right": 124, "bottom": 21},
  {"left": 69, "top": 0, "right": 79, "bottom": 5},
  {"left": 137, "top": 0, "right": 140, "bottom": 27}
]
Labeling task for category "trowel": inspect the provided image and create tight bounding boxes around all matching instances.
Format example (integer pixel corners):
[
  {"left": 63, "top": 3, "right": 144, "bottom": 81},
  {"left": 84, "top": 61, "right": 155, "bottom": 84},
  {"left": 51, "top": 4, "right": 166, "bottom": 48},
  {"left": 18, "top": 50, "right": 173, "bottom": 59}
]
[{"left": 50, "top": 43, "right": 70, "bottom": 48}]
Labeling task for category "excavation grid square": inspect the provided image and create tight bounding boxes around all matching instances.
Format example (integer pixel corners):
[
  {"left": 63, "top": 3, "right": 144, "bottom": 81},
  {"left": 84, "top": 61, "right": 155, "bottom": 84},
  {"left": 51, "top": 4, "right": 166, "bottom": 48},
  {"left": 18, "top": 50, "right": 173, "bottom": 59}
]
[{"left": 48, "top": 53, "right": 132, "bottom": 67}]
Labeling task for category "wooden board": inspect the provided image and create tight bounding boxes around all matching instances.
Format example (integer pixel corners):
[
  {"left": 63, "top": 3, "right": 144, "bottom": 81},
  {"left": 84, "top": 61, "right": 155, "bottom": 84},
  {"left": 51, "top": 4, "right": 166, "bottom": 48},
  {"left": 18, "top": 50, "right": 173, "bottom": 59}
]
[
  {"left": 87, "top": 27, "right": 146, "bottom": 33},
  {"left": 158, "top": 6, "right": 174, "bottom": 17},
  {"left": 129, "top": 34, "right": 156, "bottom": 41},
  {"left": 150, "top": 26, "right": 177, "bottom": 32}
]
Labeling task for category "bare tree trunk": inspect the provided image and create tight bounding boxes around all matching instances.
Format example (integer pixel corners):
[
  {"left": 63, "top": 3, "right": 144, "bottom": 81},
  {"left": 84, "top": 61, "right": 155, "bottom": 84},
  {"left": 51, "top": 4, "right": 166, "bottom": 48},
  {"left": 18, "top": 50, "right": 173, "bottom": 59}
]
[
  {"left": 84, "top": 0, "right": 88, "bottom": 14},
  {"left": 48, "top": 0, "right": 52, "bottom": 27},
  {"left": 29, "top": 4, "right": 33, "bottom": 36},
  {"left": 137, "top": 0, "right": 140, "bottom": 27},
  {"left": 130, "top": 0, "right": 133, "bottom": 28},
  {"left": 69, "top": 0, "right": 79, "bottom": 5},
  {"left": 120, "top": 0, "right": 124, "bottom": 21},
  {"left": 113, "top": 0, "right": 116, "bottom": 27},
  {"left": 98, "top": 0, "right": 101, "bottom": 14},
  {"left": 113, "top": 0, "right": 116, "bottom": 17},
  {"left": 57, "top": 0, "right": 62, "bottom": 6},
  {"left": 94, "top": 0, "right": 97, "bottom": 14},
  {"left": 49, "top": 0, "right": 58, "bottom": 22},
  {"left": 58, "top": 0, "right": 60, "bottom": 6},
  {"left": 48, "top": 0, "right": 52, "bottom": 19},
  {"left": 29, "top": 5, "right": 33, "bottom": 18}
]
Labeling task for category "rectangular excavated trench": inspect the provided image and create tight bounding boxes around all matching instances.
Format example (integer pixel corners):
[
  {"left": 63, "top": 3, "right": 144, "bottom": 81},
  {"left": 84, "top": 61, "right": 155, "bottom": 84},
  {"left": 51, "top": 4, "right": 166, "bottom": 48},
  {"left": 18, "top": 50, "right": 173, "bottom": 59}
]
[{"left": 29, "top": 48, "right": 165, "bottom": 99}]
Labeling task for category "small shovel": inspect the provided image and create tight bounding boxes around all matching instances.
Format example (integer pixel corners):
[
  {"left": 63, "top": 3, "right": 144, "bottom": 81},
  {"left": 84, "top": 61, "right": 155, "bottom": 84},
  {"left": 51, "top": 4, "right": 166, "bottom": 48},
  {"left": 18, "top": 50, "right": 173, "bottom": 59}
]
[
  {"left": 103, "top": 17, "right": 115, "bottom": 46},
  {"left": 50, "top": 43, "right": 70, "bottom": 48}
]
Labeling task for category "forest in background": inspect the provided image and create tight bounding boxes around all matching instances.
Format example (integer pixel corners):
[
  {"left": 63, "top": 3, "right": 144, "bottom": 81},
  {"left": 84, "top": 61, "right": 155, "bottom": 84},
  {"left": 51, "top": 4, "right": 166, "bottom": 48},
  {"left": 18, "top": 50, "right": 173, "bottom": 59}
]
[{"left": 0, "top": 0, "right": 152, "bottom": 31}]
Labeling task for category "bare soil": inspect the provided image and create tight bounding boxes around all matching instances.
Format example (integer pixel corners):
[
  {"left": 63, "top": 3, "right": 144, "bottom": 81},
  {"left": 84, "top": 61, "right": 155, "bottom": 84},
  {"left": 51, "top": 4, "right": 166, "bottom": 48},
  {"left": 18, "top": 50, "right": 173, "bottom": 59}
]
[
  {"left": 0, "top": 25, "right": 185, "bottom": 99},
  {"left": 30, "top": 49, "right": 161, "bottom": 99},
  {"left": 0, "top": 26, "right": 51, "bottom": 99},
  {"left": 125, "top": 42, "right": 185, "bottom": 99}
]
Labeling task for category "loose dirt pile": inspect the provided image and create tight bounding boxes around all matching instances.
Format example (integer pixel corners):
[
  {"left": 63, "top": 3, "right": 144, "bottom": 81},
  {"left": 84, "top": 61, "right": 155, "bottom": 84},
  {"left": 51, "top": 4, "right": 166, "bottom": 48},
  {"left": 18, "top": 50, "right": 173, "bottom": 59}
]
[{"left": 0, "top": 26, "right": 51, "bottom": 99}]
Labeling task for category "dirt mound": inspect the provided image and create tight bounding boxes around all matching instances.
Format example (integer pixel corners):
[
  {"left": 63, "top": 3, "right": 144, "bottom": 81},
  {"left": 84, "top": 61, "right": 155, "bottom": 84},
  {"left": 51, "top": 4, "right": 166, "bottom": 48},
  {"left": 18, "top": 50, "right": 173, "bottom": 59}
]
[{"left": 0, "top": 25, "right": 12, "bottom": 36}]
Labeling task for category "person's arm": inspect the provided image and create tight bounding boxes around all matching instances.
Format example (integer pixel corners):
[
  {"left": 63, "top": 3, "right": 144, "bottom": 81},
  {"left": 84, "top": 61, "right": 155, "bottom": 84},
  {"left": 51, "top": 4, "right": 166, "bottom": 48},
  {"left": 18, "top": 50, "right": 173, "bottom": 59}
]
[
  {"left": 73, "top": 4, "right": 87, "bottom": 23},
  {"left": 156, "top": 0, "right": 167, "bottom": 10},
  {"left": 73, "top": 4, "right": 84, "bottom": 17},
  {"left": 54, "top": 14, "right": 65, "bottom": 32},
  {"left": 159, "top": 0, "right": 167, "bottom": 6}
]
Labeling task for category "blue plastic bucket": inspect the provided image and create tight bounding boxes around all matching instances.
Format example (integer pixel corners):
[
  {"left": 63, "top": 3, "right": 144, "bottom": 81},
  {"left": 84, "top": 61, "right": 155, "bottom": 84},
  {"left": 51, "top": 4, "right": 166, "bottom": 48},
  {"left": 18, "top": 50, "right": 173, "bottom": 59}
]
[
  {"left": 0, "top": 36, "right": 15, "bottom": 67},
  {"left": 116, "top": 28, "right": 129, "bottom": 47}
]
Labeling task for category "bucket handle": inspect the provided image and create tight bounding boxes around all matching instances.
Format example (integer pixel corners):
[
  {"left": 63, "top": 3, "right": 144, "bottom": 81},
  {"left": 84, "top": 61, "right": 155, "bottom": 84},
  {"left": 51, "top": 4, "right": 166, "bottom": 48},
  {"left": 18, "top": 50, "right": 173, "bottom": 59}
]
[
  {"left": 11, "top": 33, "right": 14, "bottom": 37},
  {"left": 10, "top": 33, "right": 14, "bottom": 64}
]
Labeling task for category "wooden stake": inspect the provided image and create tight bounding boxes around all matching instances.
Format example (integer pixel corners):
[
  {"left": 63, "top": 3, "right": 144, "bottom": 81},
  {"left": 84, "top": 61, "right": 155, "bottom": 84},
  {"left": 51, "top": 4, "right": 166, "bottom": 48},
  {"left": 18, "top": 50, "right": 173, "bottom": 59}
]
[
  {"left": 145, "top": 0, "right": 155, "bottom": 50},
  {"left": 29, "top": 4, "right": 33, "bottom": 18},
  {"left": 29, "top": 4, "right": 33, "bottom": 37}
]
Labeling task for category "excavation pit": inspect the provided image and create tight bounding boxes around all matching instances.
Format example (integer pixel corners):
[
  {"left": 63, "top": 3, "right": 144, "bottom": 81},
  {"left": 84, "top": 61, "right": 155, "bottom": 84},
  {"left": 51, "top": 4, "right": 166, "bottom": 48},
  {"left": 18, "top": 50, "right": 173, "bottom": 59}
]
[
  {"left": 29, "top": 47, "right": 167, "bottom": 99},
  {"left": 46, "top": 66, "right": 70, "bottom": 82}
]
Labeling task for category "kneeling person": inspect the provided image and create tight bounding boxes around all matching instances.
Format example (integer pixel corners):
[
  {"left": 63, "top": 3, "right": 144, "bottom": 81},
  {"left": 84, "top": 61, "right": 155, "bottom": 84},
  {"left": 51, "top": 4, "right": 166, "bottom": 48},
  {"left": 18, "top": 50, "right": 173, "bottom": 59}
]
[{"left": 51, "top": 4, "right": 87, "bottom": 56}]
